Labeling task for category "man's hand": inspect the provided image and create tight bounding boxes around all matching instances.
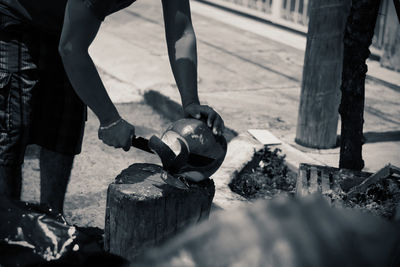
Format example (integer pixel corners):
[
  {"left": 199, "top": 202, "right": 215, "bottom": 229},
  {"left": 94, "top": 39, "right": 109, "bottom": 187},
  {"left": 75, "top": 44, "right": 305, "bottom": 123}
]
[
  {"left": 184, "top": 103, "right": 224, "bottom": 136},
  {"left": 98, "top": 119, "right": 135, "bottom": 151}
]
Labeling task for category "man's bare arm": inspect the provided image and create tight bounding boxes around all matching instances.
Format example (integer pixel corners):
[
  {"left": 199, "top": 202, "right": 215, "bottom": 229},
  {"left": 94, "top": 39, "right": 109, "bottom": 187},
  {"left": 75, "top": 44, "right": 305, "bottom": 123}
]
[
  {"left": 59, "top": 0, "right": 134, "bottom": 149},
  {"left": 59, "top": 0, "right": 120, "bottom": 126},
  {"left": 162, "top": 0, "right": 224, "bottom": 135},
  {"left": 162, "top": 0, "right": 198, "bottom": 108}
]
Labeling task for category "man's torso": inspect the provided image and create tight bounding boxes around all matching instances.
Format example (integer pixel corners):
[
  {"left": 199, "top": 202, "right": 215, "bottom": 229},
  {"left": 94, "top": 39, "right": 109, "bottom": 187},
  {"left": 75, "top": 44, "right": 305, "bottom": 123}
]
[{"left": 0, "top": 0, "right": 136, "bottom": 34}]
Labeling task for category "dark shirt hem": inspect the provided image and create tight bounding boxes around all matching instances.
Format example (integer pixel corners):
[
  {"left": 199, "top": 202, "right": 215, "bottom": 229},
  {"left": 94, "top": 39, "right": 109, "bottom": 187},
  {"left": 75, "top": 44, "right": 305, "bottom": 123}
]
[{"left": 82, "top": 0, "right": 107, "bottom": 21}]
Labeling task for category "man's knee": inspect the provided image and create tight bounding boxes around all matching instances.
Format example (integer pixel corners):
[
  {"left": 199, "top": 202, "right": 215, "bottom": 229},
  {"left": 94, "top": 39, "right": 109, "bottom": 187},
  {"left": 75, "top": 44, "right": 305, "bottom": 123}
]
[{"left": 40, "top": 147, "right": 75, "bottom": 173}]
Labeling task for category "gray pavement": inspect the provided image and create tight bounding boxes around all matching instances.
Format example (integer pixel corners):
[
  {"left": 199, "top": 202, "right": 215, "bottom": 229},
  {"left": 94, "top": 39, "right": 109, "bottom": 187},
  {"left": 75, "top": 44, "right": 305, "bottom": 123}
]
[
  {"left": 19, "top": 0, "right": 400, "bottom": 228},
  {"left": 90, "top": 0, "right": 400, "bottom": 172}
]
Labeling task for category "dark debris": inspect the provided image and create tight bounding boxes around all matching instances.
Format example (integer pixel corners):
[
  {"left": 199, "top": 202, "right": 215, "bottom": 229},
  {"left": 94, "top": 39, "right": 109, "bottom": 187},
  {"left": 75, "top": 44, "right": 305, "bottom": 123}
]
[{"left": 229, "top": 146, "right": 297, "bottom": 200}]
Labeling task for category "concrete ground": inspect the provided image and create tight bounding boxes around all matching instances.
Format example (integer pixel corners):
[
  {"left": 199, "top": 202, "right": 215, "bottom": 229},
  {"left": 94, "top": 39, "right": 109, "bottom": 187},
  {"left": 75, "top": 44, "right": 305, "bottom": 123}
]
[
  {"left": 90, "top": 0, "right": 399, "bottom": 172},
  {"left": 21, "top": 0, "right": 400, "bottom": 227}
]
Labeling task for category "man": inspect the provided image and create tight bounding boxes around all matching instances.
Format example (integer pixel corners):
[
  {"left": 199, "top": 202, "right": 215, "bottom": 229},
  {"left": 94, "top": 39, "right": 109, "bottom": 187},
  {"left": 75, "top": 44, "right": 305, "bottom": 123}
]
[{"left": 0, "top": 0, "right": 224, "bottom": 214}]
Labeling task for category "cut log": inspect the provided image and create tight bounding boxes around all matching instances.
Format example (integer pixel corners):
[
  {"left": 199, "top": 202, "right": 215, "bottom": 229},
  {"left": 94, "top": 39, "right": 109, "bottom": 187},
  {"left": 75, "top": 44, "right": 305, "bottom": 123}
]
[{"left": 104, "top": 163, "right": 215, "bottom": 261}]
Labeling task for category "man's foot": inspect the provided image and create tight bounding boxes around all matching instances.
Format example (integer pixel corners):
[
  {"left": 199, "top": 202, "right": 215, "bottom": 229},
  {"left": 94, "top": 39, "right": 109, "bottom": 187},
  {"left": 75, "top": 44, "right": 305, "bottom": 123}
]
[{"left": 40, "top": 147, "right": 74, "bottom": 214}]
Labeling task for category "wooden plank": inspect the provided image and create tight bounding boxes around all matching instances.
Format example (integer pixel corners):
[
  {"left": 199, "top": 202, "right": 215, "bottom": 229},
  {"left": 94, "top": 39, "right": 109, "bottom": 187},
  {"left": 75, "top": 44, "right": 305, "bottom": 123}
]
[
  {"left": 308, "top": 166, "right": 319, "bottom": 194},
  {"left": 348, "top": 164, "right": 400, "bottom": 197},
  {"left": 320, "top": 169, "right": 331, "bottom": 193},
  {"left": 295, "top": 164, "right": 309, "bottom": 197}
]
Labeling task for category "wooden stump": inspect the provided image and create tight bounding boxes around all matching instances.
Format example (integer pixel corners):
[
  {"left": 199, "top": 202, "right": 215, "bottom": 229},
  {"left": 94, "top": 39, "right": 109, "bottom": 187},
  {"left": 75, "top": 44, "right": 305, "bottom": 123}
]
[{"left": 104, "top": 163, "right": 215, "bottom": 261}]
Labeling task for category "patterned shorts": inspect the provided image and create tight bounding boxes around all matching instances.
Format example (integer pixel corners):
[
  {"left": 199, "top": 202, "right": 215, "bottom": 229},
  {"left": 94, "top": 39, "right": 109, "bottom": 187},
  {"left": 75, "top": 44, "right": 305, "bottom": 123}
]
[{"left": 0, "top": 15, "right": 86, "bottom": 165}]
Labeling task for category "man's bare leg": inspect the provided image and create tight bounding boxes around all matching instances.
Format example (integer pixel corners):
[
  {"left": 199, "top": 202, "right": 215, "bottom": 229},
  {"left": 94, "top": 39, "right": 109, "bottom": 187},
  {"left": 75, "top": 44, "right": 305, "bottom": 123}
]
[
  {"left": 0, "top": 166, "right": 22, "bottom": 199},
  {"left": 40, "top": 147, "right": 74, "bottom": 214}
]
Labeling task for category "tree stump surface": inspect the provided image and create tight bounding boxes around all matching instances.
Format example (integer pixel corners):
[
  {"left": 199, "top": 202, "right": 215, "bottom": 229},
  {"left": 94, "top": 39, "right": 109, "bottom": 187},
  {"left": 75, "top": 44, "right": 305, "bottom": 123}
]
[{"left": 104, "top": 163, "right": 215, "bottom": 261}]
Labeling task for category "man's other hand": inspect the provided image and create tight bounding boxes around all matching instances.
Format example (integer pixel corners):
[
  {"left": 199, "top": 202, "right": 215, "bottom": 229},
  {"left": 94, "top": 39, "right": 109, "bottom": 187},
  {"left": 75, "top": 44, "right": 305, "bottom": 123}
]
[
  {"left": 98, "top": 119, "right": 135, "bottom": 151},
  {"left": 184, "top": 103, "right": 224, "bottom": 136}
]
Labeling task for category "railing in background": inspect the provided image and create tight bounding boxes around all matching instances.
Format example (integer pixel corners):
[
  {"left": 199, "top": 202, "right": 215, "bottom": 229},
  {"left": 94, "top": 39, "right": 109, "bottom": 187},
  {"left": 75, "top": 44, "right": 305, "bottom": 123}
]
[
  {"left": 372, "top": 0, "right": 389, "bottom": 50},
  {"left": 200, "top": 0, "right": 308, "bottom": 33},
  {"left": 202, "top": 0, "right": 388, "bottom": 53},
  {"left": 281, "top": 0, "right": 309, "bottom": 26},
  {"left": 228, "top": 0, "right": 273, "bottom": 14},
  {"left": 207, "top": 0, "right": 309, "bottom": 30}
]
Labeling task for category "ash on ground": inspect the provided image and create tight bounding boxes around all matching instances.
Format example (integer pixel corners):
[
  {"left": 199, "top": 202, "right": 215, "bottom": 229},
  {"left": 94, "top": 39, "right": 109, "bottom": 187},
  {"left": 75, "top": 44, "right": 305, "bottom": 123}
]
[{"left": 229, "top": 146, "right": 297, "bottom": 200}]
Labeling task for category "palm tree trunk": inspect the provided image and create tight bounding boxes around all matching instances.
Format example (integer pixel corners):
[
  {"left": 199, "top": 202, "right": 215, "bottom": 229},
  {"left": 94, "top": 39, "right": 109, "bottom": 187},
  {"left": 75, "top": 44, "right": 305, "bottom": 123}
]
[{"left": 338, "top": 0, "right": 381, "bottom": 170}]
